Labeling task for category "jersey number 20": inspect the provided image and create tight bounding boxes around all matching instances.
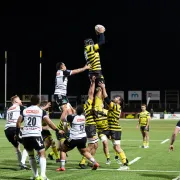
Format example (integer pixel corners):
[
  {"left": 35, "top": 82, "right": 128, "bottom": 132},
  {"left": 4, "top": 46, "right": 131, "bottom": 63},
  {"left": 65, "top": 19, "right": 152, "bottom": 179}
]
[{"left": 27, "top": 117, "right": 36, "bottom": 126}]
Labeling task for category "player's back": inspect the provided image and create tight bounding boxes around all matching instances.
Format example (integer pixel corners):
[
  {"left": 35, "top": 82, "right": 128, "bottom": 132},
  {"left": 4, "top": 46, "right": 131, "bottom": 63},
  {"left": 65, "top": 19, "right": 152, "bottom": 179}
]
[
  {"left": 84, "top": 45, "right": 101, "bottom": 72},
  {"left": 22, "top": 105, "right": 45, "bottom": 137},
  {"left": 68, "top": 114, "right": 86, "bottom": 139},
  {"left": 5, "top": 104, "right": 24, "bottom": 130}
]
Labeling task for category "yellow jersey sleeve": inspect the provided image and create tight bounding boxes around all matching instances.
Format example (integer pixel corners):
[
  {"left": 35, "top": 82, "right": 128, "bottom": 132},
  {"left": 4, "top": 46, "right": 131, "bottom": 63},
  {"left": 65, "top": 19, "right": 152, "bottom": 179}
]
[
  {"left": 93, "top": 44, "right": 99, "bottom": 51},
  {"left": 87, "top": 98, "right": 92, "bottom": 105}
]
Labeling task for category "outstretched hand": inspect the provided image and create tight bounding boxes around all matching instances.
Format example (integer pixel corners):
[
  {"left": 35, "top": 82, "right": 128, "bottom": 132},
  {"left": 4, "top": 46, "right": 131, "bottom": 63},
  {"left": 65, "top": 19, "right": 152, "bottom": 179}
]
[
  {"left": 91, "top": 76, "right": 96, "bottom": 82},
  {"left": 98, "top": 81, "right": 105, "bottom": 88}
]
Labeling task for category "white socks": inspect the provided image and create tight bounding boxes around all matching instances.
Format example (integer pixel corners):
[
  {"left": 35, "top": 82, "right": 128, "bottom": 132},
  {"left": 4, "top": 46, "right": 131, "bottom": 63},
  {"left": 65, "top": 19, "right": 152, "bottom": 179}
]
[
  {"left": 21, "top": 149, "right": 28, "bottom": 165},
  {"left": 29, "top": 157, "right": 38, "bottom": 178},
  {"left": 16, "top": 150, "right": 22, "bottom": 166},
  {"left": 39, "top": 157, "right": 46, "bottom": 178}
]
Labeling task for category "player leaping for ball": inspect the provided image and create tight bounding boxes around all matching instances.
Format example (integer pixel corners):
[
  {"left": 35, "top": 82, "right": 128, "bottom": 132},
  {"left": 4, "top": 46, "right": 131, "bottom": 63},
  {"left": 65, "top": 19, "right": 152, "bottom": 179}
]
[
  {"left": 54, "top": 62, "right": 90, "bottom": 123},
  {"left": 84, "top": 24, "right": 105, "bottom": 87}
]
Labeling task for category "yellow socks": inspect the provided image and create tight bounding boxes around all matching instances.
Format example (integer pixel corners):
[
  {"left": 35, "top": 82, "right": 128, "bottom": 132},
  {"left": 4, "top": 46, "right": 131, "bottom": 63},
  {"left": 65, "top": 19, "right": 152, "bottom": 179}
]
[
  {"left": 105, "top": 153, "right": 110, "bottom": 159},
  {"left": 143, "top": 141, "right": 146, "bottom": 147},
  {"left": 119, "top": 151, "right": 127, "bottom": 164},
  {"left": 51, "top": 146, "right": 60, "bottom": 159},
  {"left": 80, "top": 156, "right": 86, "bottom": 164}
]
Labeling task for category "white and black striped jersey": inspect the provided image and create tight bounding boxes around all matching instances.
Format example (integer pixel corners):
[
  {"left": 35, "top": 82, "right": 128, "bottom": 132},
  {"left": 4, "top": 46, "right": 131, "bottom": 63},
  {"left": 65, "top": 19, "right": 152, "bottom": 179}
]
[
  {"left": 54, "top": 69, "right": 72, "bottom": 96},
  {"left": 5, "top": 104, "right": 25, "bottom": 130},
  {"left": 21, "top": 105, "right": 48, "bottom": 138},
  {"left": 67, "top": 114, "right": 86, "bottom": 140}
]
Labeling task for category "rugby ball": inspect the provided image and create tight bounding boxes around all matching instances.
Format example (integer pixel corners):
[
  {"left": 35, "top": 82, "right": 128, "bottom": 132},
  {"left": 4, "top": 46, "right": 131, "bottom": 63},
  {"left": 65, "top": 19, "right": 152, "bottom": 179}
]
[{"left": 95, "top": 24, "right": 105, "bottom": 33}]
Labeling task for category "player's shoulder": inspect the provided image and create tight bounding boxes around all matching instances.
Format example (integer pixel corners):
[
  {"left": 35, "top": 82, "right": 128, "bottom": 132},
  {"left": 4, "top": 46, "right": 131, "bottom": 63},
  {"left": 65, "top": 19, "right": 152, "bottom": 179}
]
[
  {"left": 145, "top": 110, "right": 150, "bottom": 114},
  {"left": 85, "top": 45, "right": 93, "bottom": 51}
]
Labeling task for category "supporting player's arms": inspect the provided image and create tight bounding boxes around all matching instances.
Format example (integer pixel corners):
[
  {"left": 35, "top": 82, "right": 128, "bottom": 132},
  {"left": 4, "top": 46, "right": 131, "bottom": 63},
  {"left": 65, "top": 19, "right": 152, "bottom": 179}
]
[
  {"left": 71, "top": 64, "right": 91, "bottom": 75},
  {"left": 98, "top": 82, "right": 108, "bottom": 99},
  {"left": 43, "top": 116, "right": 63, "bottom": 134},
  {"left": 88, "top": 76, "right": 96, "bottom": 100}
]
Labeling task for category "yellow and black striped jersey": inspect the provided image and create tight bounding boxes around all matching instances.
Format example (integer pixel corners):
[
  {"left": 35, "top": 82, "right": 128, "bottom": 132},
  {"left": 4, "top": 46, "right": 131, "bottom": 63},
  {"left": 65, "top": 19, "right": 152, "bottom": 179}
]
[
  {"left": 96, "top": 109, "right": 108, "bottom": 132},
  {"left": 84, "top": 44, "right": 101, "bottom": 72},
  {"left": 107, "top": 102, "right": 122, "bottom": 131},
  {"left": 84, "top": 98, "right": 96, "bottom": 125},
  {"left": 57, "top": 119, "right": 70, "bottom": 130},
  {"left": 139, "top": 110, "right": 150, "bottom": 126},
  {"left": 57, "top": 119, "right": 64, "bottom": 130}
]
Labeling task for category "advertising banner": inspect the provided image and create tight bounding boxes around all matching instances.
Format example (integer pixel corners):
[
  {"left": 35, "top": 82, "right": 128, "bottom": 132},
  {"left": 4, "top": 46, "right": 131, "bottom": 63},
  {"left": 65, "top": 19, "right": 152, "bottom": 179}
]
[
  {"left": 146, "top": 91, "right": 160, "bottom": 100},
  {"left": 164, "top": 114, "right": 180, "bottom": 119},
  {"left": 110, "top": 91, "right": 124, "bottom": 100},
  {"left": 128, "top": 91, "right": 142, "bottom": 100},
  {"left": 151, "top": 114, "right": 160, "bottom": 119}
]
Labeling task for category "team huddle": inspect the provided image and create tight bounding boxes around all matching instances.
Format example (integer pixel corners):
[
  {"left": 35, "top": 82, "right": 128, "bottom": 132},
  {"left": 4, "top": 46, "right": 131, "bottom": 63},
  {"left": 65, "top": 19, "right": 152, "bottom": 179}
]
[{"left": 4, "top": 25, "right": 157, "bottom": 180}]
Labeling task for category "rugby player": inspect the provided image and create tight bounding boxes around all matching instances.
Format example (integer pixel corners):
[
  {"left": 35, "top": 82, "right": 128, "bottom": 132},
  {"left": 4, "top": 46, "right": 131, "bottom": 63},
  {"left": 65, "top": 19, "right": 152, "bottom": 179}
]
[
  {"left": 136, "top": 104, "right": 150, "bottom": 148},
  {"left": 4, "top": 95, "right": 30, "bottom": 170},
  {"left": 95, "top": 87, "right": 121, "bottom": 165},
  {"left": 54, "top": 62, "right": 90, "bottom": 119},
  {"left": 84, "top": 25, "right": 105, "bottom": 86},
  {"left": 56, "top": 105, "right": 99, "bottom": 171},
  {"left": 39, "top": 101, "right": 60, "bottom": 162},
  {"left": 79, "top": 76, "right": 99, "bottom": 168},
  {"left": 98, "top": 82, "right": 129, "bottom": 170},
  {"left": 16, "top": 95, "right": 62, "bottom": 180},
  {"left": 169, "top": 120, "right": 180, "bottom": 180}
]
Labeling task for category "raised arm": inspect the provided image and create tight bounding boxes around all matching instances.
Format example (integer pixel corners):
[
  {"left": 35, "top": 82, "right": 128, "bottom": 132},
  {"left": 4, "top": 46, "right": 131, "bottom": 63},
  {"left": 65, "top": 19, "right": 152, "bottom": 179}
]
[
  {"left": 71, "top": 64, "right": 91, "bottom": 75},
  {"left": 88, "top": 76, "right": 96, "bottom": 100},
  {"left": 97, "top": 33, "right": 105, "bottom": 46}
]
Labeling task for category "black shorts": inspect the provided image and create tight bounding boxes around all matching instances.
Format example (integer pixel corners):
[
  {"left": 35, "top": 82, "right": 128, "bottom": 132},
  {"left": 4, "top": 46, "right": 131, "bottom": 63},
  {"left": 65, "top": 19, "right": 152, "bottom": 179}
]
[
  {"left": 64, "top": 137, "right": 87, "bottom": 150},
  {"left": 4, "top": 127, "right": 19, "bottom": 148},
  {"left": 22, "top": 136, "right": 45, "bottom": 152},
  {"left": 41, "top": 130, "right": 52, "bottom": 141},
  {"left": 54, "top": 94, "right": 69, "bottom": 107},
  {"left": 85, "top": 125, "right": 97, "bottom": 138},
  {"left": 98, "top": 130, "right": 110, "bottom": 139},
  {"left": 140, "top": 126, "right": 149, "bottom": 132},
  {"left": 109, "top": 130, "right": 122, "bottom": 140},
  {"left": 89, "top": 72, "right": 105, "bottom": 86}
]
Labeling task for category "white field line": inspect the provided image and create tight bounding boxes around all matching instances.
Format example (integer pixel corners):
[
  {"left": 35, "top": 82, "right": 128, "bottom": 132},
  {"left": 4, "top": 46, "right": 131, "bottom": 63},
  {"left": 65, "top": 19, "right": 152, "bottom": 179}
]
[
  {"left": 129, "top": 157, "right": 141, "bottom": 165},
  {"left": 68, "top": 168, "right": 180, "bottom": 173},
  {"left": 161, "top": 139, "right": 169, "bottom": 144},
  {"left": 0, "top": 138, "right": 176, "bottom": 142}
]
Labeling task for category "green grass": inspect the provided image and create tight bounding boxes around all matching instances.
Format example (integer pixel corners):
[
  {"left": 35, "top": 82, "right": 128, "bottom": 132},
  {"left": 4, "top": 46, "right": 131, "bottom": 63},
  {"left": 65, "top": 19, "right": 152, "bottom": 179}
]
[{"left": 0, "top": 119, "right": 180, "bottom": 180}]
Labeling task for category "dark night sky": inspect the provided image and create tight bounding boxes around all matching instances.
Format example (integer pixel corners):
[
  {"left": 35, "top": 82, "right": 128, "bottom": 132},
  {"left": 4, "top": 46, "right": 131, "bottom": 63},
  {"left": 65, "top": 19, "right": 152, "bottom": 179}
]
[{"left": 0, "top": 1, "right": 180, "bottom": 102}]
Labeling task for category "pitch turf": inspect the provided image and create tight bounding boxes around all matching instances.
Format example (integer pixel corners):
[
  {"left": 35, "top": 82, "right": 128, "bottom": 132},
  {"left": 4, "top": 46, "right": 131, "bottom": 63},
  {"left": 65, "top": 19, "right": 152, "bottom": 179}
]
[{"left": 0, "top": 119, "right": 180, "bottom": 180}]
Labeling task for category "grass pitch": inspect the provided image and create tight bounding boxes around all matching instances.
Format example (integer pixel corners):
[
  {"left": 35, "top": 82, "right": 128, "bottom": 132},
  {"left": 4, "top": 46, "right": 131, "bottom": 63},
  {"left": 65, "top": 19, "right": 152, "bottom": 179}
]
[{"left": 0, "top": 119, "right": 180, "bottom": 180}]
